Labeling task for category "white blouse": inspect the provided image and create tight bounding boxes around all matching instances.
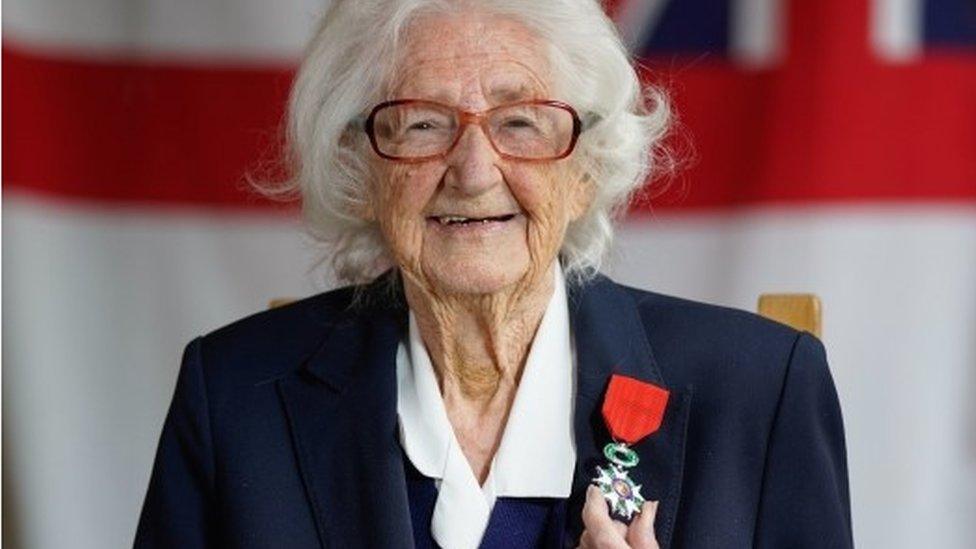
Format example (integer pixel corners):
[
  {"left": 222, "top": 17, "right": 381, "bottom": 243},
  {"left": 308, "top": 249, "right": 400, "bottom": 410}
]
[{"left": 395, "top": 262, "right": 577, "bottom": 549}]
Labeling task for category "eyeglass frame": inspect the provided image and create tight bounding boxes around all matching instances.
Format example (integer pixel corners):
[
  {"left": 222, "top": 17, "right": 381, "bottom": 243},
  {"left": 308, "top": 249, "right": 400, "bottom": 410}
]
[{"left": 361, "top": 98, "right": 584, "bottom": 163}]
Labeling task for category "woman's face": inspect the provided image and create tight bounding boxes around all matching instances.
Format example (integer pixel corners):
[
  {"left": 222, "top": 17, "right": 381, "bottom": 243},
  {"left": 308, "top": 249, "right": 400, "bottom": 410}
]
[{"left": 364, "top": 12, "right": 591, "bottom": 296}]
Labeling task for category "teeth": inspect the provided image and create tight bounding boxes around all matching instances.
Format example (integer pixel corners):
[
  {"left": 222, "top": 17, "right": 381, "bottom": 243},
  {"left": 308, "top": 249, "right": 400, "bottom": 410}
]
[
  {"left": 439, "top": 216, "right": 469, "bottom": 225},
  {"left": 434, "top": 214, "right": 515, "bottom": 225}
]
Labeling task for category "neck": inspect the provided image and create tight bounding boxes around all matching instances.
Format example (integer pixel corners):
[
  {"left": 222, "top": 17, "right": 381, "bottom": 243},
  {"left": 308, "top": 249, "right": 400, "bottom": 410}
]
[{"left": 402, "top": 263, "right": 556, "bottom": 408}]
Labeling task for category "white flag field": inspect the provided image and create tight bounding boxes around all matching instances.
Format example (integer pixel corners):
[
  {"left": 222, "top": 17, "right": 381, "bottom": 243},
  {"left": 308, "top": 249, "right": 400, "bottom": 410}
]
[{"left": 3, "top": 0, "right": 976, "bottom": 547}]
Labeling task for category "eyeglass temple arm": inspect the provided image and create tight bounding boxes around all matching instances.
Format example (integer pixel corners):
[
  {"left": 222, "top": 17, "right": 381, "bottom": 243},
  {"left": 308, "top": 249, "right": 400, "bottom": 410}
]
[
  {"left": 349, "top": 115, "right": 368, "bottom": 132},
  {"left": 581, "top": 111, "right": 602, "bottom": 131}
]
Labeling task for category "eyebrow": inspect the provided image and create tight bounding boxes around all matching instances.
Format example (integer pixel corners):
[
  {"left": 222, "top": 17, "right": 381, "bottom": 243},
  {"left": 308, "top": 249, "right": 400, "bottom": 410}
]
[{"left": 488, "top": 84, "right": 540, "bottom": 104}]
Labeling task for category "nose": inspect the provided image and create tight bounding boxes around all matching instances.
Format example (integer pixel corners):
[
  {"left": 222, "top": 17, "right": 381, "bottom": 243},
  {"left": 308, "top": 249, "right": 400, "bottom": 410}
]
[{"left": 443, "top": 124, "right": 502, "bottom": 196}]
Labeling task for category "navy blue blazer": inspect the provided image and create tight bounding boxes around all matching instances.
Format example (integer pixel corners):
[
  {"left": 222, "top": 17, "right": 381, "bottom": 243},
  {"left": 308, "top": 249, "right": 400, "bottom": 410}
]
[{"left": 134, "top": 272, "right": 853, "bottom": 548}]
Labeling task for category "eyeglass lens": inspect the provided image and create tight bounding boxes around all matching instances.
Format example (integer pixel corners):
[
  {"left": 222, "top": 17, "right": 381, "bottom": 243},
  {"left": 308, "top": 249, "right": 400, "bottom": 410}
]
[{"left": 370, "top": 102, "right": 576, "bottom": 160}]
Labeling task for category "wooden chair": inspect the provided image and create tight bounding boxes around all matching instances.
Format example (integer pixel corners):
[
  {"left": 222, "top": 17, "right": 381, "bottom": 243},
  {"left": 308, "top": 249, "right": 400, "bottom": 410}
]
[
  {"left": 757, "top": 293, "right": 822, "bottom": 339},
  {"left": 268, "top": 298, "right": 296, "bottom": 309},
  {"left": 271, "top": 293, "right": 822, "bottom": 338}
]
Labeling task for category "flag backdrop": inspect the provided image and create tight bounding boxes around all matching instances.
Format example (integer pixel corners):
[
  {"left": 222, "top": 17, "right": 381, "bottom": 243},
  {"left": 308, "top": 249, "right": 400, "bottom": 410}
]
[{"left": 4, "top": 0, "right": 975, "bottom": 547}]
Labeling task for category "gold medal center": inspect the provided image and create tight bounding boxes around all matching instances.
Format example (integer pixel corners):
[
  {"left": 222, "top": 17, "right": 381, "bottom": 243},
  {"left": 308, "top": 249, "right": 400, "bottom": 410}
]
[{"left": 612, "top": 478, "right": 632, "bottom": 498}]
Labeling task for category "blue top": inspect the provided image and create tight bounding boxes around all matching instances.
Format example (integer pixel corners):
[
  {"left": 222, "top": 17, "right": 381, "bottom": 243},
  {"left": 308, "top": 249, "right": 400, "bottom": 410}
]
[{"left": 403, "top": 447, "right": 569, "bottom": 549}]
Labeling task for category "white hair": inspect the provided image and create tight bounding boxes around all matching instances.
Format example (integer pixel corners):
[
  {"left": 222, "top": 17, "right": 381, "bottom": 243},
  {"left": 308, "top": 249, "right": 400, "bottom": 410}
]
[{"left": 266, "top": 0, "right": 672, "bottom": 286}]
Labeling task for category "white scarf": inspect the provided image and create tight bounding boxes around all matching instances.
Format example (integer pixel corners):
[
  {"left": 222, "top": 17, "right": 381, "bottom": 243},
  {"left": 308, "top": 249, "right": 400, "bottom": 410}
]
[{"left": 396, "top": 263, "right": 577, "bottom": 549}]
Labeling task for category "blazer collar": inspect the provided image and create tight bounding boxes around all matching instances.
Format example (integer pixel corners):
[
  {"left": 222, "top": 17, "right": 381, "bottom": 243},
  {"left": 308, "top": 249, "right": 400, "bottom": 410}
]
[{"left": 277, "top": 271, "right": 691, "bottom": 548}]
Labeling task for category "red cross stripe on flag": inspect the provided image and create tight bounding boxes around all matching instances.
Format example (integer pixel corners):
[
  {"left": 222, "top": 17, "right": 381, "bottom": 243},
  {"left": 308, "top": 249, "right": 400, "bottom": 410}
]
[{"left": 605, "top": 0, "right": 976, "bottom": 211}]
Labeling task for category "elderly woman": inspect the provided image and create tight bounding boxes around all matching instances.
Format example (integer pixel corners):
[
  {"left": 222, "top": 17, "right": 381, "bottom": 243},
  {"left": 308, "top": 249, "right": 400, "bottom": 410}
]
[{"left": 135, "top": 1, "right": 852, "bottom": 548}]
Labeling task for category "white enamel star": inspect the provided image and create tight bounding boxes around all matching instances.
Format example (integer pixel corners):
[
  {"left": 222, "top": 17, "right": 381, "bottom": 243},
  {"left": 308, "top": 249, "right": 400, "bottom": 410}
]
[{"left": 592, "top": 464, "right": 646, "bottom": 520}]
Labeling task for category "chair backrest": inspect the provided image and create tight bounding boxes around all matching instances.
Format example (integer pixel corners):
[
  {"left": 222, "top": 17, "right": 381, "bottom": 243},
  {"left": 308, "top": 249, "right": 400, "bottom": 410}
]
[
  {"left": 268, "top": 298, "right": 295, "bottom": 309},
  {"left": 757, "top": 294, "right": 822, "bottom": 338}
]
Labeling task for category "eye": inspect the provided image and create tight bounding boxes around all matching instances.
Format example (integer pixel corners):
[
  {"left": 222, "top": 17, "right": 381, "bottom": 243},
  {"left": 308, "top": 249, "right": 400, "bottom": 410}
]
[
  {"left": 403, "top": 111, "right": 454, "bottom": 133},
  {"left": 407, "top": 120, "right": 439, "bottom": 131},
  {"left": 501, "top": 117, "right": 537, "bottom": 129}
]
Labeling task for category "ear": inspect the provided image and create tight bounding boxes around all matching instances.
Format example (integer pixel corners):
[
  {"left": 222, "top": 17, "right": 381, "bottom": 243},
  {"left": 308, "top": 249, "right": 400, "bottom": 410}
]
[{"left": 567, "top": 169, "right": 596, "bottom": 222}]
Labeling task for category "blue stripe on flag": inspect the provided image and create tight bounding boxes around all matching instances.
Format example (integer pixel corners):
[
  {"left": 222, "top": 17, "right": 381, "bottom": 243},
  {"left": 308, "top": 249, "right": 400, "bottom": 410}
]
[
  {"left": 637, "top": 0, "right": 731, "bottom": 56},
  {"left": 924, "top": 0, "right": 976, "bottom": 47}
]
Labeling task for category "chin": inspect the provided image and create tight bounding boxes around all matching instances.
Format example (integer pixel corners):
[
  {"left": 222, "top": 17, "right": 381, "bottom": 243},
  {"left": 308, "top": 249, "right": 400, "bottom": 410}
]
[{"left": 424, "top": 258, "right": 528, "bottom": 296}]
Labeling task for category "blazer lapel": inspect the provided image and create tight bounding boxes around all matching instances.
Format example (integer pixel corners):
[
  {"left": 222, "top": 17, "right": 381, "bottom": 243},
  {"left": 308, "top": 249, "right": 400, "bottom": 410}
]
[
  {"left": 566, "top": 276, "right": 693, "bottom": 549},
  {"left": 276, "top": 277, "right": 414, "bottom": 549}
]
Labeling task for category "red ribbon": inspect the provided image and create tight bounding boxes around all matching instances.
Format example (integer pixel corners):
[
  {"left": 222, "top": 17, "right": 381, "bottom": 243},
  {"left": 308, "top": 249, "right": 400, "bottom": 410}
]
[{"left": 601, "top": 374, "right": 670, "bottom": 444}]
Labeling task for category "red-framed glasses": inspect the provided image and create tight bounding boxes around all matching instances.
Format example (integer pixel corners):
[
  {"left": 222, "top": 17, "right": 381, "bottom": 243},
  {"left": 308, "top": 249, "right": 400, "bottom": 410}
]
[{"left": 363, "top": 99, "right": 583, "bottom": 163}]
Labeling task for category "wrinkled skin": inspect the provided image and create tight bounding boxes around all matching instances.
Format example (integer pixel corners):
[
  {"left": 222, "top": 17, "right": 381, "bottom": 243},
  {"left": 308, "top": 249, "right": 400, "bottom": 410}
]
[{"left": 360, "top": 11, "right": 591, "bottom": 484}]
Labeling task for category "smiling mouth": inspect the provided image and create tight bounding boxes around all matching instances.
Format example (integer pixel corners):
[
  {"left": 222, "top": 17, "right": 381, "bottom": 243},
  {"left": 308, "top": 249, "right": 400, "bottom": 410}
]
[{"left": 428, "top": 214, "right": 518, "bottom": 226}]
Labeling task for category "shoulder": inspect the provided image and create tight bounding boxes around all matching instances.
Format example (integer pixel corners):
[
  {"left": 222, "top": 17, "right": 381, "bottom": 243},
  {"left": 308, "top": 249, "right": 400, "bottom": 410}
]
[
  {"left": 189, "top": 282, "right": 369, "bottom": 388},
  {"left": 599, "top": 276, "right": 824, "bottom": 394},
  {"left": 619, "top": 280, "right": 800, "bottom": 347},
  {"left": 600, "top": 278, "right": 839, "bottom": 460},
  {"left": 599, "top": 275, "right": 803, "bottom": 347}
]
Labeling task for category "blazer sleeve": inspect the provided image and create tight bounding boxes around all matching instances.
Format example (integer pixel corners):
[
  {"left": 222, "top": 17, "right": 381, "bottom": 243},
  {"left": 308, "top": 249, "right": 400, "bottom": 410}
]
[
  {"left": 134, "top": 337, "right": 217, "bottom": 548},
  {"left": 754, "top": 332, "right": 854, "bottom": 548}
]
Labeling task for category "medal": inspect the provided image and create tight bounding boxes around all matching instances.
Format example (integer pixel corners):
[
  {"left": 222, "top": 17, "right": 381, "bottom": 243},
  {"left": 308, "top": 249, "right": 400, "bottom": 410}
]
[{"left": 591, "top": 374, "right": 670, "bottom": 520}]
